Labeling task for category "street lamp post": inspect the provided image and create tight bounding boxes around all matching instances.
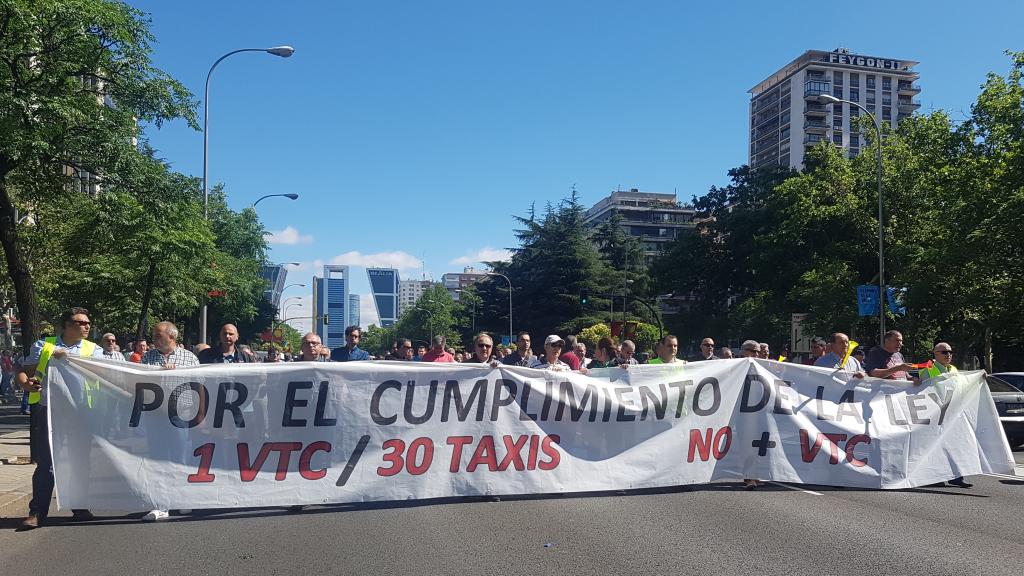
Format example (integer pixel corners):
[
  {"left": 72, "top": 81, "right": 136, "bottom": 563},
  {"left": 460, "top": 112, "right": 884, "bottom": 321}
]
[
  {"left": 485, "top": 272, "right": 513, "bottom": 344},
  {"left": 200, "top": 45, "right": 295, "bottom": 345},
  {"left": 817, "top": 94, "right": 886, "bottom": 343},
  {"left": 282, "top": 282, "right": 306, "bottom": 292},
  {"left": 455, "top": 290, "right": 475, "bottom": 332},
  {"left": 252, "top": 193, "right": 299, "bottom": 209},
  {"left": 414, "top": 307, "right": 434, "bottom": 341}
]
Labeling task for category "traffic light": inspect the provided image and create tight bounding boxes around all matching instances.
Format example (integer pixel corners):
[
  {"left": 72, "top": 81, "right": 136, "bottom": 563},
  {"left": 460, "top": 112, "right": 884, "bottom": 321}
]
[{"left": 580, "top": 288, "right": 589, "bottom": 306}]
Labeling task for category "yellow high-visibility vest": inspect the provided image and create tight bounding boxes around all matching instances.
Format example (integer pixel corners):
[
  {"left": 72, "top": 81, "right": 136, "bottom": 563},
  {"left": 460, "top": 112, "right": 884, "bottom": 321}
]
[{"left": 29, "top": 337, "right": 97, "bottom": 405}]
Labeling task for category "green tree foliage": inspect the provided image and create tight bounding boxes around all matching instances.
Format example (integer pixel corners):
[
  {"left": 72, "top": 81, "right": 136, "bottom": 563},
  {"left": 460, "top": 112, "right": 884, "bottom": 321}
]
[
  {"left": 0, "top": 0, "right": 195, "bottom": 351},
  {"left": 393, "top": 284, "right": 460, "bottom": 348}
]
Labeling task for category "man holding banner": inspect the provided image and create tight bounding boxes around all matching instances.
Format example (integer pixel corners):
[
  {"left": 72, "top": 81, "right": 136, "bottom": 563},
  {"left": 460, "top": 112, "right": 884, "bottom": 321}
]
[
  {"left": 920, "top": 342, "right": 972, "bottom": 488},
  {"left": 17, "top": 307, "right": 105, "bottom": 530},
  {"left": 814, "top": 333, "right": 865, "bottom": 378}
]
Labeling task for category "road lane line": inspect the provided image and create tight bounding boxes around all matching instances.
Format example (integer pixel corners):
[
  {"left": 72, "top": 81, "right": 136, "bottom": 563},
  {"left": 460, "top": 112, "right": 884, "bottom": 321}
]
[
  {"left": 768, "top": 481, "right": 823, "bottom": 495},
  {"left": 983, "top": 473, "right": 1021, "bottom": 481}
]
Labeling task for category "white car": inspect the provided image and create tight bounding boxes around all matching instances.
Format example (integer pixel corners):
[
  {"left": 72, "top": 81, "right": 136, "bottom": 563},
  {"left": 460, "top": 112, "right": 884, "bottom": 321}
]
[{"left": 992, "top": 372, "right": 1024, "bottom": 392}]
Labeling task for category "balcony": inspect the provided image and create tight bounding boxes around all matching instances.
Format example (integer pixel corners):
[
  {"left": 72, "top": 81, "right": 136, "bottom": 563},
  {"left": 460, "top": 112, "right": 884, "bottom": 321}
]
[
  {"left": 804, "top": 120, "right": 828, "bottom": 133},
  {"left": 804, "top": 134, "right": 825, "bottom": 145},
  {"left": 897, "top": 99, "right": 921, "bottom": 112},
  {"left": 804, "top": 80, "right": 831, "bottom": 99},
  {"left": 897, "top": 82, "right": 922, "bottom": 94},
  {"left": 804, "top": 103, "right": 827, "bottom": 117}
]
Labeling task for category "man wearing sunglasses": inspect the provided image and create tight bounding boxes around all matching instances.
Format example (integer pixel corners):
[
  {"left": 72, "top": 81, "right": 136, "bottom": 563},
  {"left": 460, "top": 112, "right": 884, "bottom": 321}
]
[
  {"left": 464, "top": 333, "right": 500, "bottom": 367},
  {"left": 919, "top": 343, "right": 971, "bottom": 488},
  {"left": 529, "top": 335, "right": 571, "bottom": 371},
  {"left": 17, "top": 307, "right": 105, "bottom": 529},
  {"left": 98, "top": 333, "right": 125, "bottom": 362}
]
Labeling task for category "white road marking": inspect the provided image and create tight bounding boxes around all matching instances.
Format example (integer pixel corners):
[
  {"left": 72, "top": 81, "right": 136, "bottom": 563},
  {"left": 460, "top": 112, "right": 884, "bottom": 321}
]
[
  {"left": 983, "top": 473, "right": 1022, "bottom": 481},
  {"left": 768, "top": 481, "right": 823, "bottom": 495}
]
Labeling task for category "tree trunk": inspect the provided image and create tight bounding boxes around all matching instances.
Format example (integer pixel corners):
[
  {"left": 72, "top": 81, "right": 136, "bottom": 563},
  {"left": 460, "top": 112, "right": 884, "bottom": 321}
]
[
  {"left": 0, "top": 170, "right": 40, "bottom": 356},
  {"left": 136, "top": 257, "right": 157, "bottom": 341},
  {"left": 983, "top": 325, "right": 993, "bottom": 373}
]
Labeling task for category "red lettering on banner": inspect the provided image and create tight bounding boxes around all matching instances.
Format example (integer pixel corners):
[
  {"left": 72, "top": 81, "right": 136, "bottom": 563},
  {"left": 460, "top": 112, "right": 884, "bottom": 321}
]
[
  {"left": 299, "top": 441, "right": 332, "bottom": 480},
  {"left": 498, "top": 435, "right": 528, "bottom": 471},
  {"left": 688, "top": 427, "right": 731, "bottom": 462},
  {"left": 406, "top": 437, "right": 434, "bottom": 475},
  {"left": 274, "top": 442, "right": 303, "bottom": 480},
  {"left": 527, "top": 435, "right": 540, "bottom": 470},
  {"left": 538, "top": 435, "right": 561, "bottom": 470},
  {"left": 800, "top": 429, "right": 823, "bottom": 462},
  {"left": 378, "top": 439, "right": 406, "bottom": 477},
  {"left": 845, "top": 434, "right": 871, "bottom": 467},
  {"left": 238, "top": 443, "right": 274, "bottom": 482},
  {"left": 823, "top": 433, "right": 847, "bottom": 464},
  {"left": 447, "top": 436, "right": 474, "bottom": 472},
  {"left": 467, "top": 436, "right": 498, "bottom": 472},
  {"left": 188, "top": 443, "right": 216, "bottom": 483}
]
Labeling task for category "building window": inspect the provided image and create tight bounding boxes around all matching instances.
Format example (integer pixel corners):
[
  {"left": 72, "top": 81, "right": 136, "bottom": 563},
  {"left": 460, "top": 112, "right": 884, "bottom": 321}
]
[
  {"left": 849, "top": 89, "right": 859, "bottom": 102},
  {"left": 850, "top": 107, "right": 859, "bottom": 118},
  {"left": 833, "top": 115, "right": 843, "bottom": 129},
  {"left": 833, "top": 71, "right": 844, "bottom": 85},
  {"left": 882, "top": 77, "right": 892, "bottom": 90},
  {"left": 780, "top": 153, "right": 790, "bottom": 166},
  {"left": 833, "top": 133, "right": 843, "bottom": 145},
  {"left": 780, "top": 110, "right": 791, "bottom": 124},
  {"left": 866, "top": 75, "right": 876, "bottom": 89},
  {"left": 882, "top": 93, "right": 892, "bottom": 105},
  {"left": 882, "top": 106, "right": 892, "bottom": 121},
  {"left": 866, "top": 90, "right": 876, "bottom": 105},
  {"left": 850, "top": 73, "right": 859, "bottom": 86},
  {"left": 781, "top": 126, "right": 790, "bottom": 139},
  {"left": 850, "top": 134, "right": 860, "bottom": 147},
  {"left": 832, "top": 85, "right": 843, "bottom": 99}
]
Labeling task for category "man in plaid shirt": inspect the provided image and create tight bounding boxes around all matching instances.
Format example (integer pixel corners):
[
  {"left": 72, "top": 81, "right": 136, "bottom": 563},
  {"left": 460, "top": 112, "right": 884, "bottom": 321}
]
[{"left": 139, "top": 321, "right": 198, "bottom": 522}]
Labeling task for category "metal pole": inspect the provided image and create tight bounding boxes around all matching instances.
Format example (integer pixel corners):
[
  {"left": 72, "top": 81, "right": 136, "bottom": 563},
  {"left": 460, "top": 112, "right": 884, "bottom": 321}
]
[{"left": 486, "top": 273, "right": 513, "bottom": 343}]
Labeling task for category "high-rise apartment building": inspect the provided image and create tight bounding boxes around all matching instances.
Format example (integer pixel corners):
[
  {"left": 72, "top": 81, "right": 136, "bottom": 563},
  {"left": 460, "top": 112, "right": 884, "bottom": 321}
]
[
  {"left": 348, "top": 294, "right": 360, "bottom": 328},
  {"left": 749, "top": 48, "right": 920, "bottom": 170},
  {"left": 398, "top": 279, "right": 435, "bottom": 316},
  {"left": 441, "top": 268, "right": 487, "bottom": 301},
  {"left": 367, "top": 268, "right": 400, "bottom": 327},
  {"left": 312, "top": 265, "right": 350, "bottom": 349},
  {"left": 583, "top": 189, "right": 696, "bottom": 263}
]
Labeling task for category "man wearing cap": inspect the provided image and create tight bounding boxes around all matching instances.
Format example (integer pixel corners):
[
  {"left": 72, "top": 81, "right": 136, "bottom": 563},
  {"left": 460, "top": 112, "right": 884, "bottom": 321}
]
[{"left": 530, "top": 335, "right": 571, "bottom": 371}]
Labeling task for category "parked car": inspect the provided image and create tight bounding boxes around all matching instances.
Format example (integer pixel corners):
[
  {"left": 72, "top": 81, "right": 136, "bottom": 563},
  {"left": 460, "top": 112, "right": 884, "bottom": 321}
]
[
  {"left": 987, "top": 375, "right": 1024, "bottom": 449},
  {"left": 991, "top": 372, "right": 1024, "bottom": 392}
]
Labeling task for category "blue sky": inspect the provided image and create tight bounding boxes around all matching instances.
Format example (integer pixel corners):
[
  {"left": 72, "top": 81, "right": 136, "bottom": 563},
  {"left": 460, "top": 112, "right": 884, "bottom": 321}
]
[{"left": 131, "top": 0, "right": 1023, "bottom": 333}]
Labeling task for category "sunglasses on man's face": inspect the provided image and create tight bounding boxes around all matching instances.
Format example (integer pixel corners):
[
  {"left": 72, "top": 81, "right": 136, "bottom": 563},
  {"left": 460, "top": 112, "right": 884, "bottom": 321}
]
[
  {"left": 937, "top": 350, "right": 953, "bottom": 355},
  {"left": 70, "top": 320, "right": 91, "bottom": 327},
  {"left": 477, "top": 343, "right": 492, "bottom": 349}
]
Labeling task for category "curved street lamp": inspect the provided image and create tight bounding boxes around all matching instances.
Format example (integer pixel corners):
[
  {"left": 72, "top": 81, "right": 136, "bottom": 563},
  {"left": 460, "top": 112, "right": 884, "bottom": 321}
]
[
  {"left": 414, "top": 307, "right": 434, "bottom": 341},
  {"left": 200, "top": 45, "right": 295, "bottom": 345},
  {"left": 252, "top": 193, "right": 299, "bottom": 208},
  {"left": 485, "top": 272, "right": 513, "bottom": 343},
  {"left": 816, "top": 93, "right": 885, "bottom": 342}
]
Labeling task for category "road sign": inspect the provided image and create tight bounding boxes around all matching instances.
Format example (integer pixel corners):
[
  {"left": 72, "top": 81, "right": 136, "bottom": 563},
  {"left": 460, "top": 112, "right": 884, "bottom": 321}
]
[{"left": 791, "top": 313, "right": 810, "bottom": 354}]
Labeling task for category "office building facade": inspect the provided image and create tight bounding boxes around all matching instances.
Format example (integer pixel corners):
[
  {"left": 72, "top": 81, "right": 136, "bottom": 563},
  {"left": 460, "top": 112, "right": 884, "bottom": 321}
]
[
  {"left": 749, "top": 48, "right": 920, "bottom": 170},
  {"left": 312, "top": 265, "right": 350, "bottom": 349},
  {"left": 261, "top": 264, "right": 289, "bottom": 309},
  {"left": 348, "top": 294, "right": 360, "bottom": 328},
  {"left": 367, "top": 268, "right": 400, "bottom": 327},
  {"left": 583, "top": 189, "right": 696, "bottom": 263}
]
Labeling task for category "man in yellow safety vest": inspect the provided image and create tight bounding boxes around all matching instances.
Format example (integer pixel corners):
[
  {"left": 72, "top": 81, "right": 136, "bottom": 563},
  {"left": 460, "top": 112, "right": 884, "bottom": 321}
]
[
  {"left": 17, "top": 307, "right": 104, "bottom": 530},
  {"left": 920, "top": 342, "right": 972, "bottom": 489}
]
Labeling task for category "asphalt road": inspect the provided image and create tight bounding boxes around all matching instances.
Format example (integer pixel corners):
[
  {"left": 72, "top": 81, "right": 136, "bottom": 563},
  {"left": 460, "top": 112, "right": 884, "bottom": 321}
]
[{"left": 1, "top": 449, "right": 1021, "bottom": 576}]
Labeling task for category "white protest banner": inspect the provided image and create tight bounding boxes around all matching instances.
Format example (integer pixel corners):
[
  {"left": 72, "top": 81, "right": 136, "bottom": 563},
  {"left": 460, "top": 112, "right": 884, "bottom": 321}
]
[{"left": 47, "top": 357, "right": 1014, "bottom": 511}]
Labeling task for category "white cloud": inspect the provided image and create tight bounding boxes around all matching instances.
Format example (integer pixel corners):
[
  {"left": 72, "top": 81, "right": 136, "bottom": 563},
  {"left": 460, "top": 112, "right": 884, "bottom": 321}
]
[
  {"left": 359, "top": 293, "right": 380, "bottom": 329},
  {"left": 329, "top": 251, "right": 423, "bottom": 273},
  {"left": 449, "top": 247, "right": 512, "bottom": 267},
  {"left": 265, "top": 226, "right": 314, "bottom": 245}
]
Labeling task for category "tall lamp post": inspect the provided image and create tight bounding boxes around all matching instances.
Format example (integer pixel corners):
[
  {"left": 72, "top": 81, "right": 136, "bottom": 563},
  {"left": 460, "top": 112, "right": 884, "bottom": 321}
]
[
  {"left": 455, "top": 289, "right": 476, "bottom": 332},
  {"left": 414, "top": 307, "right": 434, "bottom": 341},
  {"left": 200, "top": 45, "right": 295, "bottom": 345},
  {"left": 817, "top": 94, "right": 886, "bottom": 343},
  {"left": 485, "top": 272, "right": 513, "bottom": 344}
]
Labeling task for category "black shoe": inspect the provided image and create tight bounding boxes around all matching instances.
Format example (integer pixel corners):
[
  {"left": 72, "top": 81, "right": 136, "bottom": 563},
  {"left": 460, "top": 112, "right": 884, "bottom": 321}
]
[
  {"left": 70, "top": 510, "right": 95, "bottom": 522},
  {"left": 925, "top": 482, "right": 946, "bottom": 487},
  {"left": 948, "top": 478, "right": 973, "bottom": 488},
  {"left": 20, "top": 514, "right": 43, "bottom": 530}
]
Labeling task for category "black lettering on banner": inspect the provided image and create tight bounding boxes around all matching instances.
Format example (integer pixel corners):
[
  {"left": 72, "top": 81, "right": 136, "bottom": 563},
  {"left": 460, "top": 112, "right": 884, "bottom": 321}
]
[
  {"left": 540, "top": 381, "right": 554, "bottom": 421},
  {"left": 370, "top": 380, "right": 402, "bottom": 425},
  {"left": 692, "top": 378, "right": 721, "bottom": 416},
  {"left": 905, "top": 395, "right": 931, "bottom": 425},
  {"left": 639, "top": 384, "right": 669, "bottom": 420},
  {"left": 519, "top": 381, "right": 538, "bottom": 421},
  {"left": 614, "top": 387, "right": 637, "bottom": 421},
  {"left": 214, "top": 382, "right": 248, "bottom": 428},
  {"left": 314, "top": 381, "right": 337, "bottom": 426},
  {"left": 815, "top": 386, "right": 835, "bottom": 421},
  {"left": 490, "top": 379, "right": 518, "bottom": 421},
  {"left": 335, "top": 435, "right": 371, "bottom": 486},
  {"left": 668, "top": 381, "right": 688, "bottom": 417},
  {"left": 129, "top": 382, "right": 163, "bottom": 427},
  {"left": 835, "top": 390, "right": 864, "bottom": 424},
  {"left": 282, "top": 381, "right": 313, "bottom": 427},
  {"left": 442, "top": 379, "right": 487, "bottom": 422},
  {"left": 168, "top": 382, "right": 208, "bottom": 429},
  {"left": 740, "top": 374, "right": 771, "bottom": 413},
  {"left": 404, "top": 380, "right": 438, "bottom": 425},
  {"left": 926, "top": 388, "right": 954, "bottom": 425},
  {"left": 772, "top": 380, "right": 794, "bottom": 415},
  {"left": 556, "top": 382, "right": 599, "bottom": 422}
]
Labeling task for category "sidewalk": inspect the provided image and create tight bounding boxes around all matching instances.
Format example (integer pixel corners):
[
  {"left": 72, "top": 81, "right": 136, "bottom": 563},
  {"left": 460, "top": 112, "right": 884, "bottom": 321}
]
[{"left": 0, "top": 403, "right": 33, "bottom": 518}]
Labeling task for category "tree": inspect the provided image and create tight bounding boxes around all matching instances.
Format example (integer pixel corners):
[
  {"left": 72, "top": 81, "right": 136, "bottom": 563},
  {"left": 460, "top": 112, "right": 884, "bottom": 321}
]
[{"left": 0, "top": 0, "right": 195, "bottom": 351}]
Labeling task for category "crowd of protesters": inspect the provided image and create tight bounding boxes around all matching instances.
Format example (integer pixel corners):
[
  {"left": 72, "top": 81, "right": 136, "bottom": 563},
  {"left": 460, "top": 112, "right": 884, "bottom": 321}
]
[{"left": 6, "top": 305, "right": 971, "bottom": 530}]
